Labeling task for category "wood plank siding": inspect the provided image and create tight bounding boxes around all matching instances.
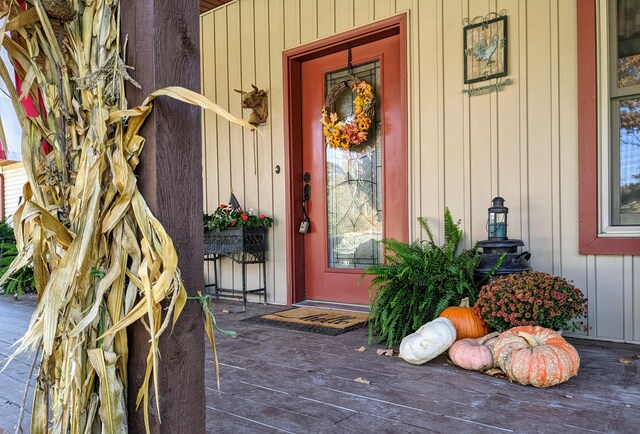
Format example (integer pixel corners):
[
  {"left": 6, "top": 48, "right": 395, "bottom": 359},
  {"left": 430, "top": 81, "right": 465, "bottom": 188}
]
[
  {"left": 200, "top": 0, "right": 640, "bottom": 344},
  {"left": 199, "top": 0, "right": 234, "bottom": 14},
  {"left": 1, "top": 163, "right": 27, "bottom": 220}
]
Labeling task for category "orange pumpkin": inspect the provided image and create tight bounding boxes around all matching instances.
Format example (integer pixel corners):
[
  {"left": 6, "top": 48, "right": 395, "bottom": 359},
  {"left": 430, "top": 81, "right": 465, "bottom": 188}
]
[
  {"left": 448, "top": 332, "right": 499, "bottom": 371},
  {"left": 439, "top": 298, "right": 490, "bottom": 340},
  {"left": 493, "top": 326, "right": 580, "bottom": 388}
]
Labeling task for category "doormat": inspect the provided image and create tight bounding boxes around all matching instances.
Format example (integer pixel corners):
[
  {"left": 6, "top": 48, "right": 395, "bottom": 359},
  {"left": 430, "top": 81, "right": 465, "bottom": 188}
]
[{"left": 246, "top": 307, "right": 369, "bottom": 336}]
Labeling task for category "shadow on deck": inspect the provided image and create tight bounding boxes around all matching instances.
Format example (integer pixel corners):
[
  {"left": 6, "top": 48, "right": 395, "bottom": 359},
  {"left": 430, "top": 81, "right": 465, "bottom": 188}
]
[{"left": 1, "top": 295, "right": 639, "bottom": 433}]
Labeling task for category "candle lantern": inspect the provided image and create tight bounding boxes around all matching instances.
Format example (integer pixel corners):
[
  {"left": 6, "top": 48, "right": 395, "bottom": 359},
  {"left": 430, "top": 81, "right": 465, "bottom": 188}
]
[
  {"left": 476, "top": 196, "right": 531, "bottom": 280},
  {"left": 488, "top": 197, "right": 508, "bottom": 240}
]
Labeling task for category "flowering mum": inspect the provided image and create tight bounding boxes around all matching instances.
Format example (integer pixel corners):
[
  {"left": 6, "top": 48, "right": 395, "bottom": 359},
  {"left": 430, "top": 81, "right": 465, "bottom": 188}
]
[{"left": 475, "top": 271, "right": 587, "bottom": 332}]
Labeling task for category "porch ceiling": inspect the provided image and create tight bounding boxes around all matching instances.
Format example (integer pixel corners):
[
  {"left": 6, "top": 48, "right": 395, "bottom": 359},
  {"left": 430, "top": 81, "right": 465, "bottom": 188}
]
[{"left": 200, "top": 0, "right": 234, "bottom": 14}]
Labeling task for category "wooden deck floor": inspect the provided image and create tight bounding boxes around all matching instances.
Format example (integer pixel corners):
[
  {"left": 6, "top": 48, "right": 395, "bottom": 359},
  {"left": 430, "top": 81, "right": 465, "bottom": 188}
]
[{"left": 1, "top": 295, "right": 639, "bottom": 433}]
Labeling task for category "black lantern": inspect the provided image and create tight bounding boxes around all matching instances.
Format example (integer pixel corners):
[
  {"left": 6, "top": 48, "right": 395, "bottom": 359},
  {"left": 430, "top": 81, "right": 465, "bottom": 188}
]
[
  {"left": 477, "top": 196, "right": 531, "bottom": 280},
  {"left": 488, "top": 197, "right": 508, "bottom": 240}
]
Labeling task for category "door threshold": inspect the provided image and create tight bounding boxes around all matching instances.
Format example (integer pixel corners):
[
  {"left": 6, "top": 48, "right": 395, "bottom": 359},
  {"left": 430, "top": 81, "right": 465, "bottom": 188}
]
[{"left": 293, "top": 300, "right": 370, "bottom": 314}]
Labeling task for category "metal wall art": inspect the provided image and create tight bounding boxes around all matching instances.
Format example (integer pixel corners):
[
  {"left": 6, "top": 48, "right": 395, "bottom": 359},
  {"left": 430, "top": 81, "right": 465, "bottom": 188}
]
[{"left": 463, "top": 11, "right": 507, "bottom": 84}]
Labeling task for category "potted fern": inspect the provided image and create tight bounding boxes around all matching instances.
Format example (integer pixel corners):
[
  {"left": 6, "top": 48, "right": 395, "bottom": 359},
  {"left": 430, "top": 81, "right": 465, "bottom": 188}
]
[
  {"left": 364, "top": 209, "right": 486, "bottom": 347},
  {"left": 0, "top": 220, "right": 34, "bottom": 299}
]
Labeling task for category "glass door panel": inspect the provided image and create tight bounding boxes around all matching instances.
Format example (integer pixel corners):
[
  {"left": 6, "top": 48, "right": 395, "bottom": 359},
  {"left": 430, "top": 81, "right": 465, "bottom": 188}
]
[{"left": 325, "top": 61, "right": 382, "bottom": 269}]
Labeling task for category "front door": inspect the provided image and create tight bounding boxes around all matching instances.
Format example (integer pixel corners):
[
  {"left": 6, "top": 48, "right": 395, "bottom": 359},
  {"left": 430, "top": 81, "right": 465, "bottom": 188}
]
[{"left": 301, "top": 33, "right": 407, "bottom": 305}]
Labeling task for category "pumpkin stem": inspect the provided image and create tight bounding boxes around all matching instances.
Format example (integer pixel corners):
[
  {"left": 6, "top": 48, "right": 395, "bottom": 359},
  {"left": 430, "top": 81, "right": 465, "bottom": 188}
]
[
  {"left": 477, "top": 331, "right": 499, "bottom": 345},
  {"left": 459, "top": 297, "right": 470, "bottom": 308},
  {"left": 517, "top": 331, "right": 539, "bottom": 347}
]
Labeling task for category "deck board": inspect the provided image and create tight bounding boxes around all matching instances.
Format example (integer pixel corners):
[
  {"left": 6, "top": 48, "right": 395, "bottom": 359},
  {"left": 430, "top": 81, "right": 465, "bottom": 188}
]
[{"left": 1, "top": 295, "right": 639, "bottom": 433}]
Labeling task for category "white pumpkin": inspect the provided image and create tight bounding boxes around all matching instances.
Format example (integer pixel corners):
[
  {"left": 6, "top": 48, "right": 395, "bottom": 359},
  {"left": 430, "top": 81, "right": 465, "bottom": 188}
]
[{"left": 399, "top": 317, "right": 457, "bottom": 365}]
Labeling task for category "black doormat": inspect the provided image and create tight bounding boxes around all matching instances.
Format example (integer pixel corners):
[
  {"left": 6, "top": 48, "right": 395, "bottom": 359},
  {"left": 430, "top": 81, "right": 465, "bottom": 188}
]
[{"left": 244, "top": 307, "right": 369, "bottom": 336}]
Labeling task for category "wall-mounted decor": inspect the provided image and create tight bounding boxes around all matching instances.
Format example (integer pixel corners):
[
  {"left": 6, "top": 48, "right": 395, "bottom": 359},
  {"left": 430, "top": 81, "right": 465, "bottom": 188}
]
[
  {"left": 463, "top": 11, "right": 507, "bottom": 84},
  {"left": 462, "top": 78, "right": 512, "bottom": 96},
  {"left": 234, "top": 85, "right": 268, "bottom": 126}
]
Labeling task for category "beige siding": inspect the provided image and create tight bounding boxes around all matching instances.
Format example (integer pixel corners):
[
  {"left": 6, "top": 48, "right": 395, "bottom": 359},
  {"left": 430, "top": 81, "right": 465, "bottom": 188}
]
[
  {"left": 201, "top": 0, "right": 640, "bottom": 343},
  {"left": 2, "top": 163, "right": 27, "bottom": 220}
]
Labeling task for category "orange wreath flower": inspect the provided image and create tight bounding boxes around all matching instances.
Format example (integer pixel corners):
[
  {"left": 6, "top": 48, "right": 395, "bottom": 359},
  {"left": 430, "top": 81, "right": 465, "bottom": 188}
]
[{"left": 320, "top": 80, "right": 374, "bottom": 150}]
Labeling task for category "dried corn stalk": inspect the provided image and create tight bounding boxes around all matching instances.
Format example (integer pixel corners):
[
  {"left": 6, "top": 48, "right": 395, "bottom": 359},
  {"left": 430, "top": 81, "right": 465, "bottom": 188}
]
[{"left": 0, "top": 1, "right": 253, "bottom": 433}]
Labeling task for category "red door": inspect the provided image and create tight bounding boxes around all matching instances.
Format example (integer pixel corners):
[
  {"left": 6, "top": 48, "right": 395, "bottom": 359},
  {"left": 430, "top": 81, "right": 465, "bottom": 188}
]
[{"left": 301, "top": 34, "right": 407, "bottom": 305}]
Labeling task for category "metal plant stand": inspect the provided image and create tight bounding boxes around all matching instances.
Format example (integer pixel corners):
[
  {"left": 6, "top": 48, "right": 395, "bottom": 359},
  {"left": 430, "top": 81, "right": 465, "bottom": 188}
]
[{"left": 204, "top": 227, "right": 268, "bottom": 310}]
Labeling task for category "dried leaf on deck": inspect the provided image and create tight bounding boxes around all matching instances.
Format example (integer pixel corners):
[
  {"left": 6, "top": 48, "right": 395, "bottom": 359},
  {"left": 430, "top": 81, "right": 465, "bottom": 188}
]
[
  {"left": 354, "top": 377, "right": 371, "bottom": 385},
  {"left": 376, "top": 348, "right": 394, "bottom": 357},
  {"left": 618, "top": 358, "right": 633, "bottom": 364},
  {"left": 483, "top": 368, "right": 508, "bottom": 379},
  {"left": 355, "top": 346, "right": 367, "bottom": 352}
]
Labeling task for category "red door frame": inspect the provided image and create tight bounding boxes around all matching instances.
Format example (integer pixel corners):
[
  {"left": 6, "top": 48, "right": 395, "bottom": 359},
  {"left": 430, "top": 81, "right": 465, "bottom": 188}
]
[{"left": 282, "top": 14, "right": 408, "bottom": 305}]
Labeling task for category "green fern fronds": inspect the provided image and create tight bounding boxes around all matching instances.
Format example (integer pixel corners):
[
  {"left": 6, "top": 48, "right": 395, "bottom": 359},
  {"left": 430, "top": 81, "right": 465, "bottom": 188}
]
[
  {"left": 0, "top": 241, "right": 35, "bottom": 298},
  {"left": 363, "top": 208, "right": 482, "bottom": 347},
  {"left": 443, "top": 208, "right": 462, "bottom": 257}
]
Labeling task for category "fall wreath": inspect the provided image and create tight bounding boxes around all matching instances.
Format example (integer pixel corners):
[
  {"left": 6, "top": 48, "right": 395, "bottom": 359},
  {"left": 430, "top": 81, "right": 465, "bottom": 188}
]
[{"left": 321, "top": 77, "right": 375, "bottom": 150}]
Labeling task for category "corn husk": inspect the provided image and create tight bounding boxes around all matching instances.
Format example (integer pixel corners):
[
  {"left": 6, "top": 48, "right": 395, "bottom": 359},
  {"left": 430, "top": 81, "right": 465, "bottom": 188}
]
[{"left": 0, "top": 1, "right": 253, "bottom": 432}]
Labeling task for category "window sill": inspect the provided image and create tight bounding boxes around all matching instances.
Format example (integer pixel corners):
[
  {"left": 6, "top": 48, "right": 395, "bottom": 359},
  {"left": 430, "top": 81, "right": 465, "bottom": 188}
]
[{"left": 579, "top": 235, "right": 640, "bottom": 255}]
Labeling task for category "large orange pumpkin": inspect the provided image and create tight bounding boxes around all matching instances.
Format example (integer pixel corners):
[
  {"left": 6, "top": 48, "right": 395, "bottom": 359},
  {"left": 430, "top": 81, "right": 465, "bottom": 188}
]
[
  {"left": 439, "top": 298, "right": 490, "bottom": 340},
  {"left": 493, "top": 326, "right": 580, "bottom": 388}
]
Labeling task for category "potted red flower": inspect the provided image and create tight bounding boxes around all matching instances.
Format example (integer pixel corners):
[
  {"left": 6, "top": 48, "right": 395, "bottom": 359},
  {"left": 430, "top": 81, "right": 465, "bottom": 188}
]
[
  {"left": 203, "top": 204, "right": 273, "bottom": 256},
  {"left": 474, "top": 271, "right": 588, "bottom": 333}
]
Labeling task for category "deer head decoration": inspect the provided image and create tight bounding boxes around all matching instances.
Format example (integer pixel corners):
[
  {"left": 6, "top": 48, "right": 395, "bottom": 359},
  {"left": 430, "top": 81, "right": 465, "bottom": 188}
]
[{"left": 234, "top": 85, "right": 268, "bottom": 126}]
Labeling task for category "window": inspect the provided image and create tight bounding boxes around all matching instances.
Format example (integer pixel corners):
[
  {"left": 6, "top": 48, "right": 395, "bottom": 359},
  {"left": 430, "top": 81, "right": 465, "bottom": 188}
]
[
  {"left": 578, "top": 0, "right": 640, "bottom": 254},
  {"left": 610, "top": 0, "right": 640, "bottom": 226}
]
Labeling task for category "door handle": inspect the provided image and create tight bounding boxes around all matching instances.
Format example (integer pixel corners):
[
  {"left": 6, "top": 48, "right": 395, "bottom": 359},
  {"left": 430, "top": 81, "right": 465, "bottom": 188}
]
[
  {"left": 303, "top": 184, "right": 311, "bottom": 201},
  {"left": 300, "top": 172, "right": 311, "bottom": 234}
]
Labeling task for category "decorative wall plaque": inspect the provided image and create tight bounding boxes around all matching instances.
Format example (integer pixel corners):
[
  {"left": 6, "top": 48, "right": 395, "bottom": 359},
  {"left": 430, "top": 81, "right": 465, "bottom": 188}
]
[{"left": 463, "top": 13, "right": 507, "bottom": 84}]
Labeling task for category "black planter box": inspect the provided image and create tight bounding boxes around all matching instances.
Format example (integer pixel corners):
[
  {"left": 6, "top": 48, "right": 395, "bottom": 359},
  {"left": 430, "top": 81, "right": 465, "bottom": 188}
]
[{"left": 204, "top": 226, "right": 267, "bottom": 260}]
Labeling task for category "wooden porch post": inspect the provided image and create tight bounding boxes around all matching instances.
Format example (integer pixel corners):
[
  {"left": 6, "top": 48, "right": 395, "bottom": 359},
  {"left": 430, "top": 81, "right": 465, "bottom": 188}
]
[{"left": 121, "top": 1, "right": 205, "bottom": 433}]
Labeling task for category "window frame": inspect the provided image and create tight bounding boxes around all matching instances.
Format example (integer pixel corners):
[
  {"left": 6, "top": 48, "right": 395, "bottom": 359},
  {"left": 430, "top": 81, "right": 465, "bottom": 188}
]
[
  {"left": 579, "top": 0, "right": 640, "bottom": 254},
  {"left": 607, "top": 0, "right": 640, "bottom": 227}
]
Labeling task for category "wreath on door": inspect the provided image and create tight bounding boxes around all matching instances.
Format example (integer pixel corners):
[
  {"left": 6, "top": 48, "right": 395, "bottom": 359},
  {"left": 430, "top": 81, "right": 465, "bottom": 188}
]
[{"left": 320, "top": 77, "right": 375, "bottom": 150}]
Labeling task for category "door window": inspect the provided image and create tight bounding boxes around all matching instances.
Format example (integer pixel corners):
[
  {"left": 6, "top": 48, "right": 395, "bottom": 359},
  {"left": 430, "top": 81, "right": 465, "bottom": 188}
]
[{"left": 325, "top": 61, "right": 382, "bottom": 269}]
